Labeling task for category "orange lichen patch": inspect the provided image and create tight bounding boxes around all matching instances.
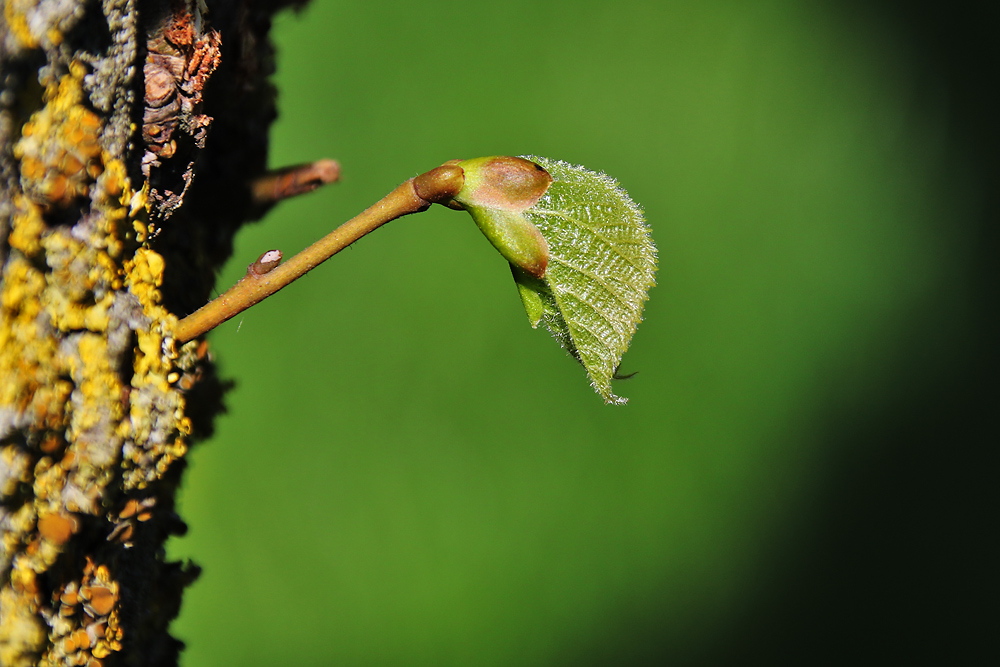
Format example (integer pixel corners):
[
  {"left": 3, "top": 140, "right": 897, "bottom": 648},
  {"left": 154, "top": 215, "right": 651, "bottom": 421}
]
[
  {"left": 128, "top": 183, "right": 149, "bottom": 218},
  {"left": 37, "top": 513, "right": 78, "bottom": 545},
  {"left": 78, "top": 565, "right": 118, "bottom": 616},
  {"left": 64, "top": 628, "right": 88, "bottom": 652},
  {"left": 40, "top": 288, "right": 88, "bottom": 332},
  {"left": 91, "top": 641, "right": 117, "bottom": 659},
  {"left": 83, "top": 295, "right": 113, "bottom": 333},
  {"left": 118, "top": 499, "right": 140, "bottom": 520},
  {"left": 24, "top": 539, "right": 41, "bottom": 557},
  {"left": 14, "top": 69, "right": 104, "bottom": 209},
  {"left": 27, "top": 482, "right": 77, "bottom": 570},
  {"left": 109, "top": 497, "right": 155, "bottom": 546},
  {"left": 106, "top": 522, "right": 133, "bottom": 544},
  {"left": 90, "top": 158, "right": 136, "bottom": 262},
  {"left": 43, "top": 576, "right": 119, "bottom": 665},
  {"left": 85, "top": 587, "right": 115, "bottom": 617},
  {"left": 170, "top": 339, "right": 210, "bottom": 391},
  {"left": 119, "top": 237, "right": 191, "bottom": 487},
  {"left": 52, "top": 564, "right": 123, "bottom": 663},
  {"left": 38, "top": 435, "right": 63, "bottom": 454},
  {"left": 32, "top": 455, "right": 64, "bottom": 503},
  {"left": 98, "top": 157, "right": 128, "bottom": 203},
  {"left": 72, "top": 336, "right": 120, "bottom": 407},
  {"left": 59, "top": 584, "right": 79, "bottom": 609},
  {"left": 176, "top": 370, "right": 201, "bottom": 391}
]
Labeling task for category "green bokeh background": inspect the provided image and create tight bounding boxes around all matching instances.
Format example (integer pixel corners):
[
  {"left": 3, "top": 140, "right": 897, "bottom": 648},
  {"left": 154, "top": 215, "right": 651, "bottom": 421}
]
[{"left": 170, "top": 1, "right": 995, "bottom": 664}]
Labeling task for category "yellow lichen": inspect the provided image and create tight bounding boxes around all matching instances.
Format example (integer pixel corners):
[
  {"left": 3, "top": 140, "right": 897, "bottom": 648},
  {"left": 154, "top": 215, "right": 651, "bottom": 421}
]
[
  {"left": 6, "top": 197, "right": 45, "bottom": 258},
  {"left": 83, "top": 294, "right": 113, "bottom": 332},
  {"left": 3, "top": 13, "right": 208, "bottom": 664},
  {"left": 1, "top": 52, "right": 133, "bottom": 666},
  {"left": 0, "top": 587, "right": 46, "bottom": 667},
  {"left": 125, "top": 248, "right": 165, "bottom": 306},
  {"left": 100, "top": 153, "right": 127, "bottom": 200},
  {"left": 0, "top": 256, "right": 43, "bottom": 314},
  {"left": 0, "top": 255, "right": 58, "bottom": 417},
  {"left": 2, "top": 2, "right": 38, "bottom": 50}
]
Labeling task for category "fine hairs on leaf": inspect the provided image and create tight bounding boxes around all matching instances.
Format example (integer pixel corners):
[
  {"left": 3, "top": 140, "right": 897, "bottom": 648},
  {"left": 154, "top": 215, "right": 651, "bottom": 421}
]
[{"left": 515, "top": 156, "right": 657, "bottom": 404}]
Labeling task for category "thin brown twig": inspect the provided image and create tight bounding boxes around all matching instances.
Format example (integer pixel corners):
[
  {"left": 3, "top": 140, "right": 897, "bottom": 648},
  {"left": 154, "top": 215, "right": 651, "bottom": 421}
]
[
  {"left": 173, "top": 164, "right": 464, "bottom": 343},
  {"left": 250, "top": 159, "right": 341, "bottom": 206}
]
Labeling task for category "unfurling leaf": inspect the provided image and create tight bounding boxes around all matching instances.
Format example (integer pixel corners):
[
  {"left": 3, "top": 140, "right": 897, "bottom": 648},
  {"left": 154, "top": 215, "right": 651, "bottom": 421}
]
[
  {"left": 454, "top": 156, "right": 656, "bottom": 404},
  {"left": 519, "top": 156, "right": 656, "bottom": 404}
]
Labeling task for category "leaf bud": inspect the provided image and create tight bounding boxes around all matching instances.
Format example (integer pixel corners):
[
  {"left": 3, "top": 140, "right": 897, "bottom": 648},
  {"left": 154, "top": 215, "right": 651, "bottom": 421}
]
[
  {"left": 452, "top": 156, "right": 553, "bottom": 278},
  {"left": 413, "top": 164, "right": 465, "bottom": 204}
]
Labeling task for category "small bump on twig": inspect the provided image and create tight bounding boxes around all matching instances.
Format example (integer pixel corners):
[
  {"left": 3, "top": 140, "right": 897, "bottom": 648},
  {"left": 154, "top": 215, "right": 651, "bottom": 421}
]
[{"left": 248, "top": 249, "right": 283, "bottom": 276}]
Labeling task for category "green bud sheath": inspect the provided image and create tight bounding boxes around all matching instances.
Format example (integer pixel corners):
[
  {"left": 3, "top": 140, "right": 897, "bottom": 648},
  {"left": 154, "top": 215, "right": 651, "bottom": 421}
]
[
  {"left": 511, "top": 265, "right": 547, "bottom": 328},
  {"left": 452, "top": 156, "right": 552, "bottom": 279}
]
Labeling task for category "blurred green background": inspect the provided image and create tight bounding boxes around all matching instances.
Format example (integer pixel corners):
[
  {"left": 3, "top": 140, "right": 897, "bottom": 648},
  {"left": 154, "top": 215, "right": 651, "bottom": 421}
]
[{"left": 169, "top": 0, "right": 996, "bottom": 664}]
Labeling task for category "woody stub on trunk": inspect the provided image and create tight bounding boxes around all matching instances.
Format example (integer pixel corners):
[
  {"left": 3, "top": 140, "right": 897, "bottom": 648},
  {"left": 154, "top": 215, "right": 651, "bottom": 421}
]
[{"left": 0, "top": 1, "right": 313, "bottom": 664}]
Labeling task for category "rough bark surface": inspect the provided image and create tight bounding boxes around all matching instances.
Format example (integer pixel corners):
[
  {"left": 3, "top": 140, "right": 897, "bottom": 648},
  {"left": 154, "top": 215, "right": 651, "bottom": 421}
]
[{"left": 0, "top": 1, "right": 302, "bottom": 664}]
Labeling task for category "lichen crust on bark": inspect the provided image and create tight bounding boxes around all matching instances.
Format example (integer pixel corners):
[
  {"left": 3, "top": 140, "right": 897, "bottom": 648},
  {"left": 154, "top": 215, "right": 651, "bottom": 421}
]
[{"left": 1, "top": 0, "right": 297, "bottom": 665}]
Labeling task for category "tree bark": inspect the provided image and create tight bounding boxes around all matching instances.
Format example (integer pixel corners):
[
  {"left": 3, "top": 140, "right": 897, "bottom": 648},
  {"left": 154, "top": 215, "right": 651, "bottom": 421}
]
[{"left": 0, "top": 1, "right": 301, "bottom": 664}]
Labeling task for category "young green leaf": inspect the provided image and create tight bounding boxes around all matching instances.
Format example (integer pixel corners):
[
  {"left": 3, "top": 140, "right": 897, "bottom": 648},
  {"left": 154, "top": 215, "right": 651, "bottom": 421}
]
[
  {"left": 520, "top": 156, "right": 656, "bottom": 404},
  {"left": 453, "top": 156, "right": 656, "bottom": 404}
]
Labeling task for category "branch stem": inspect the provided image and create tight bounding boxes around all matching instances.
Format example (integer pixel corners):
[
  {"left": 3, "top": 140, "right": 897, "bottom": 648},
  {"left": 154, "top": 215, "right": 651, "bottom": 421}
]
[
  {"left": 250, "top": 159, "right": 341, "bottom": 206},
  {"left": 174, "top": 164, "right": 464, "bottom": 343}
]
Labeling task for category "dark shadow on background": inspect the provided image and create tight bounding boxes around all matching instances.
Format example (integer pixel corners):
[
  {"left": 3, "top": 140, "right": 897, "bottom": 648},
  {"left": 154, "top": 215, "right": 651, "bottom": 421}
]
[{"left": 579, "top": 1, "right": 999, "bottom": 664}]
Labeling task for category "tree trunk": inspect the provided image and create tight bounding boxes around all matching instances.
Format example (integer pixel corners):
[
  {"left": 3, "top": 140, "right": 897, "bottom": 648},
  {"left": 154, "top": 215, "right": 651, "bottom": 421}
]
[{"left": 0, "top": 1, "right": 300, "bottom": 664}]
